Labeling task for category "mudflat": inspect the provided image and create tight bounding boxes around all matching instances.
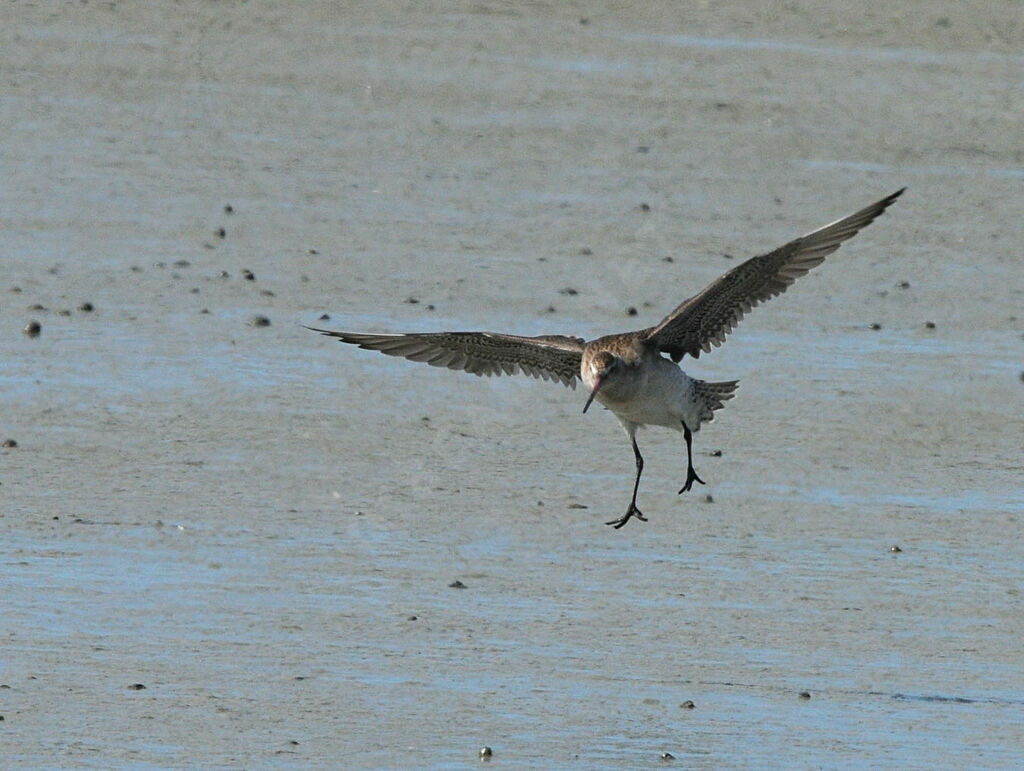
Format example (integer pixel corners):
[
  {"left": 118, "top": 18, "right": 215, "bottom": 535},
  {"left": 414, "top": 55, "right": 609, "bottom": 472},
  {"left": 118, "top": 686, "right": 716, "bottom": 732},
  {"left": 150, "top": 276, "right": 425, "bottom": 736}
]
[{"left": 2, "top": 3, "right": 1021, "bottom": 767}]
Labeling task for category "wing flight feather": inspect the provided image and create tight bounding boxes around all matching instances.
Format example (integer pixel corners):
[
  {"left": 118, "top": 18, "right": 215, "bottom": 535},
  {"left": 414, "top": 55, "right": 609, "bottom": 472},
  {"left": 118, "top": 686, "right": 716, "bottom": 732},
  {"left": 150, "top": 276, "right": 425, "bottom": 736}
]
[
  {"left": 307, "top": 328, "right": 586, "bottom": 388},
  {"left": 645, "top": 188, "right": 905, "bottom": 361}
]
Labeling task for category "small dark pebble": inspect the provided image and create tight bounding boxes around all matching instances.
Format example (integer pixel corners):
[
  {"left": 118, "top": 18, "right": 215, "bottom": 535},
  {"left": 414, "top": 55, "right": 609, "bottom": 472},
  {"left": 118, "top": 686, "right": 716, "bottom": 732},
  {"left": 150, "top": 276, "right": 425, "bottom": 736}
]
[
  {"left": 2, "top": 439, "right": 17, "bottom": 448},
  {"left": 449, "top": 580, "right": 466, "bottom": 589},
  {"left": 704, "top": 494, "right": 714, "bottom": 503},
  {"left": 406, "top": 297, "right": 419, "bottom": 304},
  {"left": 545, "top": 305, "right": 556, "bottom": 313},
  {"left": 224, "top": 204, "right": 234, "bottom": 214},
  {"left": 925, "top": 321, "right": 936, "bottom": 329},
  {"left": 218, "top": 270, "right": 230, "bottom": 279},
  {"left": 579, "top": 247, "right": 592, "bottom": 256},
  {"left": 216, "top": 227, "right": 226, "bottom": 239},
  {"left": 249, "top": 315, "right": 271, "bottom": 327},
  {"left": 309, "top": 248, "right": 318, "bottom": 255},
  {"left": 560, "top": 287, "right": 578, "bottom": 296},
  {"left": 58, "top": 309, "right": 71, "bottom": 317},
  {"left": 661, "top": 752, "right": 675, "bottom": 761},
  {"left": 869, "top": 323, "right": 882, "bottom": 330},
  {"left": 128, "top": 683, "right": 146, "bottom": 690},
  {"left": 710, "top": 449, "right": 722, "bottom": 457},
  {"left": 78, "top": 302, "right": 94, "bottom": 312},
  {"left": 639, "top": 202, "right": 651, "bottom": 212},
  {"left": 680, "top": 700, "right": 695, "bottom": 709},
  {"left": 28, "top": 303, "right": 45, "bottom": 311},
  {"left": 479, "top": 746, "right": 493, "bottom": 760},
  {"left": 242, "top": 269, "right": 255, "bottom": 280},
  {"left": 567, "top": 503, "right": 588, "bottom": 509},
  {"left": 318, "top": 313, "right": 330, "bottom": 321},
  {"left": 1019, "top": 371, "right": 1024, "bottom": 383},
  {"left": 799, "top": 691, "right": 811, "bottom": 700},
  {"left": 289, "top": 740, "right": 299, "bottom": 746},
  {"left": 260, "top": 289, "right": 275, "bottom": 297},
  {"left": 426, "top": 304, "right": 435, "bottom": 310},
  {"left": 626, "top": 306, "right": 638, "bottom": 316},
  {"left": 408, "top": 615, "right": 417, "bottom": 621},
  {"left": 662, "top": 256, "right": 674, "bottom": 263},
  {"left": 190, "top": 287, "right": 200, "bottom": 294},
  {"left": 635, "top": 145, "right": 649, "bottom": 153},
  {"left": 23, "top": 320, "right": 41, "bottom": 337},
  {"left": 898, "top": 280, "right": 911, "bottom": 289},
  {"left": 174, "top": 259, "right": 191, "bottom": 267},
  {"left": 890, "top": 545, "right": 903, "bottom": 553}
]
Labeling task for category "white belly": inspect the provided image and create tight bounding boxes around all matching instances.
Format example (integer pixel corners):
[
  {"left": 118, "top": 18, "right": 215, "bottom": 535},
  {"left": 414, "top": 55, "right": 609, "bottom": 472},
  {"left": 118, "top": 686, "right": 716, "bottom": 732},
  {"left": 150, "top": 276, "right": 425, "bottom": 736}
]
[{"left": 595, "top": 357, "right": 700, "bottom": 430}]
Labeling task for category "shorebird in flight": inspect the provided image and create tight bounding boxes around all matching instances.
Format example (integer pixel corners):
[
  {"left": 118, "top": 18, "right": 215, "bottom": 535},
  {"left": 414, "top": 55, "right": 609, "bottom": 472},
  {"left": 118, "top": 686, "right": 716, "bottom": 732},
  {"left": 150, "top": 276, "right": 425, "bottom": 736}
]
[{"left": 310, "top": 189, "right": 904, "bottom": 528}]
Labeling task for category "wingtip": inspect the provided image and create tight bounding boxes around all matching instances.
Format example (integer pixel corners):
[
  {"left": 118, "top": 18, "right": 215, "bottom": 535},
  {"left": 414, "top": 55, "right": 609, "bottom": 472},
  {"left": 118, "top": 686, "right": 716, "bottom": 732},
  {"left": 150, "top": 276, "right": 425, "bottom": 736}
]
[
  {"left": 885, "top": 187, "right": 907, "bottom": 205},
  {"left": 873, "top": 187, "right": 906, "bottom": 216},
  {"left": 852, "top": 187, "right": 905, "bottom": 225}
]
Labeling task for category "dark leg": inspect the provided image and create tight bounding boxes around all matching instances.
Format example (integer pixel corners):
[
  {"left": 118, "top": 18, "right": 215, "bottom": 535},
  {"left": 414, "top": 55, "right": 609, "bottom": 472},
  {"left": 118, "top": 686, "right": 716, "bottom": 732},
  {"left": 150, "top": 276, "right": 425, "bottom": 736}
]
[
  {"left": 677, "top": 421, "right": 705, "bottom": 494},
  {"left": 607, "top": 435, "right": 649, "bottom": 528}
]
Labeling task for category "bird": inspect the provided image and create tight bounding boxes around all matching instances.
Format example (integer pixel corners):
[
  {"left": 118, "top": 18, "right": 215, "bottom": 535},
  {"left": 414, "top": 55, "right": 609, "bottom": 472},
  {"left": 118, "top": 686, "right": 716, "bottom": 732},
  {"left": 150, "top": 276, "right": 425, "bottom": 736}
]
[{"left": 308, "top": 188, "right": 905, "bottom": 528}]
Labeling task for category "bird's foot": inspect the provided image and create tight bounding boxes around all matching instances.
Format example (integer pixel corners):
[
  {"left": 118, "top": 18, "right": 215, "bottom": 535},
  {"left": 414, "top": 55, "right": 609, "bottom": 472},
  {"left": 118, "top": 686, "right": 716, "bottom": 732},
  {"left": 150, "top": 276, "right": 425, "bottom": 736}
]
[
  {"left": 606, "top": 503, "right": 647, "bottom": 529},
  {"left": 678, "top": 467, "right": 705, "bottom": 494}
]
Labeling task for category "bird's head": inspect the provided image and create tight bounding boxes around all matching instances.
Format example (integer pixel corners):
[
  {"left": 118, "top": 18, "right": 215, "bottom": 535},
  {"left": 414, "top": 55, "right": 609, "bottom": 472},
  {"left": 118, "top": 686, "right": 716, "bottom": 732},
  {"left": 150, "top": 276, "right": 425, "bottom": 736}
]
[{"left": 583, "top": 351, "right": 621, "bottom": 414}]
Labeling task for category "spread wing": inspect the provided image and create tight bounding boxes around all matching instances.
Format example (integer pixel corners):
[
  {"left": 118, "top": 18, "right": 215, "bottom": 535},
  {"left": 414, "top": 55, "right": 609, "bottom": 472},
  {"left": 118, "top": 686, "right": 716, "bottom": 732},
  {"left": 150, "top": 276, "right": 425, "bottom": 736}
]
[
  {"left": 307, "top": 328, "right": 585, "bottom": 388},
  {"left": 645, "top": 188, "right": 905, "bottom": 361}
]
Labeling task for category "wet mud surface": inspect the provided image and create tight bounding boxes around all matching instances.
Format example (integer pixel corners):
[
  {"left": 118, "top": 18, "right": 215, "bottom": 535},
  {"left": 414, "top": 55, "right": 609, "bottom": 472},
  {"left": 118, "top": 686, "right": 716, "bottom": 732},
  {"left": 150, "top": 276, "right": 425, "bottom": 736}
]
[{"left": 2, "top": 2, "right": 1022, "bottom": 767}]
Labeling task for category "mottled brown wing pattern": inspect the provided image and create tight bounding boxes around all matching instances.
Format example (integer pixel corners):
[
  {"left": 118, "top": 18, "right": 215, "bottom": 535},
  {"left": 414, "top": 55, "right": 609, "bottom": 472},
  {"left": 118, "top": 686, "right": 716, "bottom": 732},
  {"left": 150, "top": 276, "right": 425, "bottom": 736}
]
[
  {"left": 307, "top": 328, "right": 586, "bottom": 388},
  {"left": 646, "top": 189, "right": 905, "bottom": 361}
]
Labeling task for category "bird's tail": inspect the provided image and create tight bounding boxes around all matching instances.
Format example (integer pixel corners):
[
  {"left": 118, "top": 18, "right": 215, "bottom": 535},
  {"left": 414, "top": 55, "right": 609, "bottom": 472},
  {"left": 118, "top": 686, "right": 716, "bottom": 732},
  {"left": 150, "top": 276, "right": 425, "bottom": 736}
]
[{"left": 693, "top": 379, "right": 739, "bottom": 424}]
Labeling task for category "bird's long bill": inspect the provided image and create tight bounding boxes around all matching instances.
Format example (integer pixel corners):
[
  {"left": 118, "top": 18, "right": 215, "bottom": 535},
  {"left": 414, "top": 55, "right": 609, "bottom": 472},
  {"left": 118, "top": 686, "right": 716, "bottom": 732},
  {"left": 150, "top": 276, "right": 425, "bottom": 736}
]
[{"left": 582, "top": 379, "right": 602, "bottom": 414}]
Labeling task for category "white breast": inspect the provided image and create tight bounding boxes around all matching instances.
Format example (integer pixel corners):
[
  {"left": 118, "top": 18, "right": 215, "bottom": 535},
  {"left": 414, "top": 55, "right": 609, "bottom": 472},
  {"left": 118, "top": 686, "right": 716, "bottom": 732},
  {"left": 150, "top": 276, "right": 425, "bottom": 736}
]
[{"left": 596, "top": 356, "right": 699, "bottom": 430}]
